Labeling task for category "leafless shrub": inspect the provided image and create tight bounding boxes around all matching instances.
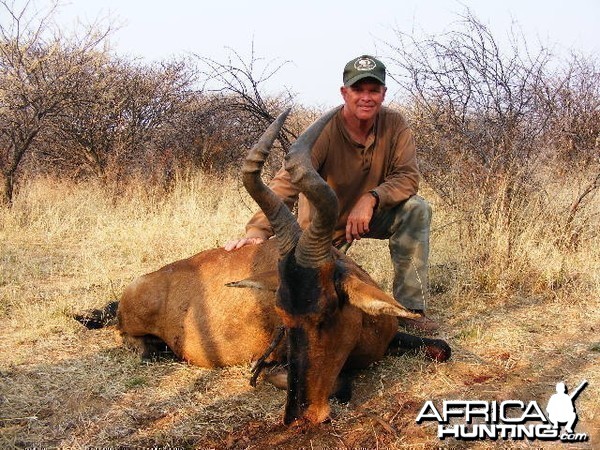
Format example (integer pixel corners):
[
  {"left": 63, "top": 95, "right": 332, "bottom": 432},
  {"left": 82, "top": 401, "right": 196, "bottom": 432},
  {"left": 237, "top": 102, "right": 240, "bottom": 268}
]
[
  {"left": 387, "top": 11, "right": 553, "bottom": 206},
  {"left": 39, "top": 57, "right": 196, "bottom": 186},
  {"left": 545, "top": 55, "right": 600, "bottom": 250},
  {"left": 0, "top": 0, "right": 112, "bottom": 204},
  {"left": 546, "top": 54, "right": 600, "bottom": 167},
  {"left": 195, "top": 44, "right": 300, "bottom": 176},
  {"left": 385, "top": 10, "right": 600, "bottom": 260}
]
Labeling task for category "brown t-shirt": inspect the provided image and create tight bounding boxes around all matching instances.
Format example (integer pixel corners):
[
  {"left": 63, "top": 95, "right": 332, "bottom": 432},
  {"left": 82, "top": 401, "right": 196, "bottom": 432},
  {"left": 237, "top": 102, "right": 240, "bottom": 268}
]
[{"left": 246, "top": 105, "right": 420, "bottom": 242}]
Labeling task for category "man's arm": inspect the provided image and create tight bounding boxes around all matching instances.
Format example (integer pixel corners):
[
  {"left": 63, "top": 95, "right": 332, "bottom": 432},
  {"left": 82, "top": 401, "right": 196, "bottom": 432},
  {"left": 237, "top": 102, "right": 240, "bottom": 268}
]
[
  {"left": 244, "top": 166, "right": 300, "bottom": 238},
  {"left": 224, "top": 165, "right": 301, "bottom": 251},
  {"left": 345, "top": 126, "right": 419, "bottom": 243},
  {"left": 225, "top": 114, "right": 333, "bottom": 251},
  {"left": 372, "top": 126, "right": 419, "bottom": 209}
]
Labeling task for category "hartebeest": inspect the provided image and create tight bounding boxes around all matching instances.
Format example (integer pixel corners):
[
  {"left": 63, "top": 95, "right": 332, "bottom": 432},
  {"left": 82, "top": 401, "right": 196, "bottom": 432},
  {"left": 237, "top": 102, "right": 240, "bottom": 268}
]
[{"left": 76, "top": 108, "right": 450, "bottom": 425}]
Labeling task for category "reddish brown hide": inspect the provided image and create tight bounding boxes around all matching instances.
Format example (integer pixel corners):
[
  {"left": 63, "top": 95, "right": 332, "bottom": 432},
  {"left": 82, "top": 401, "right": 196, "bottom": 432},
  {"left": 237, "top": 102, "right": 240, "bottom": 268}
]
[
  {"left": 116, "top": 240, "right": 281, "bottom": 367},
  {"left": 77, "top": 239, "right": 435, "bottom": 371}
]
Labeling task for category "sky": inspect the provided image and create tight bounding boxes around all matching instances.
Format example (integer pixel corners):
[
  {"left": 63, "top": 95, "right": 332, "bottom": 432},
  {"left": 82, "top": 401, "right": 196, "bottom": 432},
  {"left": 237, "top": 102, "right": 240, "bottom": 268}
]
[{"left": 49, "top": 0, "right": 600, "bottom": 107}]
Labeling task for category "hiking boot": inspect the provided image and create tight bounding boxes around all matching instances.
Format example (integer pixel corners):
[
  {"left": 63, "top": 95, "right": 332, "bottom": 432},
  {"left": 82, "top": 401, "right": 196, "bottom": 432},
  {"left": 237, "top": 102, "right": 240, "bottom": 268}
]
[{"left": 398, "top": 312, "right": 439, "bottom": 333}]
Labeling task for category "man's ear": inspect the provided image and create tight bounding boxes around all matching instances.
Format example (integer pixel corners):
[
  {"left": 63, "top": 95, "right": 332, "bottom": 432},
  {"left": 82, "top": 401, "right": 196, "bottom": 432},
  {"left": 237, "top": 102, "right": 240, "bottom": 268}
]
[
  {"left": 340, "top": 85, "right": 349, "bottom": 101},
  {"left": 343, "top": 273, "right": 420, "bottom": 318}
]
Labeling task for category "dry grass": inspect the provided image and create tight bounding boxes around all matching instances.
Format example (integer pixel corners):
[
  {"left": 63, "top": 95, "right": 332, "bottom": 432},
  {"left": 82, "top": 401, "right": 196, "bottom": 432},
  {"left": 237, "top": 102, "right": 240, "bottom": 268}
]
[{"left": 1, "top": 173, "right": 599, "bottom": 449}]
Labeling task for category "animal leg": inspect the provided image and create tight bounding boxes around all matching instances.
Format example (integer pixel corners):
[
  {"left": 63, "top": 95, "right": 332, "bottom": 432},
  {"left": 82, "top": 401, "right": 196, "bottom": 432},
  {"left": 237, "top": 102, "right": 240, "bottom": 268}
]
[
  {"left": 263, "top": 365, "right": 288, "bottom": 390},
  {"left": 120, "top": 333, "right": 172, "bottom": 360},
  {"left": 331, "top": 371, "right": 354, "bottom": 403},
  {"left": 73, "top": 301, "right": 119, "bottom": 329},
  {"left": 250, "top": 326, "right": 285, "bottom": 387},
  {"left": 387, "top": 332, "right": 451, "bottom": 362}
]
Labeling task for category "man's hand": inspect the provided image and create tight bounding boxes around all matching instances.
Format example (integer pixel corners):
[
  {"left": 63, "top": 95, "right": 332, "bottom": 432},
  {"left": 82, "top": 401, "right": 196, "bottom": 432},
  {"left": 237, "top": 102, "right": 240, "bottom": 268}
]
[
  {"left": 345, "top": 193, "right": 377, "bottom": 243},
  {"left": 224, "top": 237, "right": 265, "bottom": 252}
]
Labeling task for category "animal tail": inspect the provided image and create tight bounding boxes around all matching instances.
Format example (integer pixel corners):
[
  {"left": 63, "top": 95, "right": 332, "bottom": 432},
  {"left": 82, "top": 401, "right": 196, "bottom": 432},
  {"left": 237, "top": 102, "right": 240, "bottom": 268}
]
[{"left": 73, "top": 301, "right": 119, "bottom": 329}]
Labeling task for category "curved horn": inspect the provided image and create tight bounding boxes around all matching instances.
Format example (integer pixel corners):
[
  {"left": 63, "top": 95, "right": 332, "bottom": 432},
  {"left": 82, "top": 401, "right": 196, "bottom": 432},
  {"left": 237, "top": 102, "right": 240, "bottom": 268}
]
[
  {"left": 284, "top": 107, "right": 340, "bottom": 268},
  {"left": 242, "top": 108, "right": 301, "bottom": 257}
]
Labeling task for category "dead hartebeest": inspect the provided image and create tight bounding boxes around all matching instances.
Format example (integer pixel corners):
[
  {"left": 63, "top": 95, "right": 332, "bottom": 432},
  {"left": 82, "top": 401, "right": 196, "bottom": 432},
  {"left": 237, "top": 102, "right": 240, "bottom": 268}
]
[{"left": 76, "top": 108, "right": 450, "bottom": 425}]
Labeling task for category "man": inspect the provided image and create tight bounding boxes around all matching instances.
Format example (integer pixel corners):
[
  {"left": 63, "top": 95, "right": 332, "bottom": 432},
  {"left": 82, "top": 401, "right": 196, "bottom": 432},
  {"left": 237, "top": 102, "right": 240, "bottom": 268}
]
[{"left": 225, "top": 55, "right": 438, "bottom": 332}]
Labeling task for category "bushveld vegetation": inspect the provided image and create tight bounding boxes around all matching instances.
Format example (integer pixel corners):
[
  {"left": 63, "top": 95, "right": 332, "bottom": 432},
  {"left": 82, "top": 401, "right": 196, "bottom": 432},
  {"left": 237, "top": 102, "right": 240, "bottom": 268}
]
[{"left": 1, "top": 2, "right": 599, "bottom": 449}]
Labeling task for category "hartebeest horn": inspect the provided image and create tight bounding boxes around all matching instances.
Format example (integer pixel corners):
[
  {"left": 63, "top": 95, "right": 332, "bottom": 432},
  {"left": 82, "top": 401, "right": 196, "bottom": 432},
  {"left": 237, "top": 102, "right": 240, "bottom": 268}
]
[
  {"left": 285, "top": 107, "right": 340, "bottom": 268},
  {"left": 243, "top": 108, "right": 301, "bottom": 257}
]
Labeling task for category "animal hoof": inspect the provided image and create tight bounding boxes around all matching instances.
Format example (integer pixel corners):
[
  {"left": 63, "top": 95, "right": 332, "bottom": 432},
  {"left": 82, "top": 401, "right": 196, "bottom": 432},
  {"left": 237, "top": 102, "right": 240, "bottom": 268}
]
[{"left": 424, "top": 340, "right": 451, "bottom": 362}]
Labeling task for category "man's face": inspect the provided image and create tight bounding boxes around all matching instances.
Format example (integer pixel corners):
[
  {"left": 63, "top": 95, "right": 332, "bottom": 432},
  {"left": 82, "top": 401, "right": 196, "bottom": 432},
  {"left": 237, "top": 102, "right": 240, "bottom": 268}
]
[{"left": 341, "top": 79, "right": 387, "bottom": 122}]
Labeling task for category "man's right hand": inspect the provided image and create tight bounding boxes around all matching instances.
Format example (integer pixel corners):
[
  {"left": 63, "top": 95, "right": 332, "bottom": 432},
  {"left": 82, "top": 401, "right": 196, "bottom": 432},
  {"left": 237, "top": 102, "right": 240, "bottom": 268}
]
[{"left": 223, "top": 237, "right": 265, "bottom": 252}]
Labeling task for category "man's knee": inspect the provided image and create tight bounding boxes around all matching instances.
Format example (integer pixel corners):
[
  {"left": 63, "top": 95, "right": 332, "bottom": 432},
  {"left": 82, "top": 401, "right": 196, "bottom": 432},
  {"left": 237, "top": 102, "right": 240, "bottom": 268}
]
[
  {"left": 403, "top": 195, "right": 432, "bottom": 227},
  {"left": 387, "top": 195, "right": 432, "bottom": 252},
  {"left": 367, "top": 195, "right": 431, "bottom": 240},
  {"left": 388, "top": 195, "right": 432, "bottom": 235}
]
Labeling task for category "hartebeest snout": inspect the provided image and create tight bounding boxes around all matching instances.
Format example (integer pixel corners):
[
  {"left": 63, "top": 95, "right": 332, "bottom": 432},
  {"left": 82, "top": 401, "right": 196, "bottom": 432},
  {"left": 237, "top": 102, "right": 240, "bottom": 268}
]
[{"left": 75, "top": 108, "right": 450, "bottom": 426}]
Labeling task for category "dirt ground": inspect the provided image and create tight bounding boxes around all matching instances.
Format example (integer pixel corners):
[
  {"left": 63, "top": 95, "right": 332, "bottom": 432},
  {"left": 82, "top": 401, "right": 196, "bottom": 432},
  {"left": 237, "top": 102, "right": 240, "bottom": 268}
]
[{"left": 1, "top": 283, "right": 598, "bottom": 449}]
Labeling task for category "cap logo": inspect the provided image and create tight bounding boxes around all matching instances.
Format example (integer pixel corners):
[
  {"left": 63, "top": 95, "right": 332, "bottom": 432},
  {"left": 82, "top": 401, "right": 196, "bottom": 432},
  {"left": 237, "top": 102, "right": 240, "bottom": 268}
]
[{"left": 354, "top": 57, "right": 377, "bottom": 71}]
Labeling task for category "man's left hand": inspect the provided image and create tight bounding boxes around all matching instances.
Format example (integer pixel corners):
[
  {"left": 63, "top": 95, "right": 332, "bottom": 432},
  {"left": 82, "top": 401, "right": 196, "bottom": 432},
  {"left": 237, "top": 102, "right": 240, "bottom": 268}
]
[{"left": 345, "top": 193, "right": 377, "bottom": 243}]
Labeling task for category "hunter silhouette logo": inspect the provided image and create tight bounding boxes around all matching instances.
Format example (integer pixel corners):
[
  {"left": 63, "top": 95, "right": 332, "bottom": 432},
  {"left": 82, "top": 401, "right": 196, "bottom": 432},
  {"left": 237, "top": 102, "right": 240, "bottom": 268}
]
[
  {"left": 546, "top": 380, "right": 587, "bottom": 434},
  {"left": 416, "top": 379, "right": 589, "bottom": 442}
]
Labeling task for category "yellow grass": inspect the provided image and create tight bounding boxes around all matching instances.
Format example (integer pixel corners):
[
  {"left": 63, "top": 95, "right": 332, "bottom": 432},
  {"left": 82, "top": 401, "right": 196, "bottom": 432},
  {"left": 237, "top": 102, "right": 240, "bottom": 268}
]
[{"left": 1, "top": 173, "right": 599, "bottom": 449}]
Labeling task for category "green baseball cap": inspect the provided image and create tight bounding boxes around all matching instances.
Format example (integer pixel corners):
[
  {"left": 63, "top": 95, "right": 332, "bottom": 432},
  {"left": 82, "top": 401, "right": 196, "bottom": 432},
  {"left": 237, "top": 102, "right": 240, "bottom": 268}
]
[{"left": 343, "top": 55, "right": 386, "bottom": 86}]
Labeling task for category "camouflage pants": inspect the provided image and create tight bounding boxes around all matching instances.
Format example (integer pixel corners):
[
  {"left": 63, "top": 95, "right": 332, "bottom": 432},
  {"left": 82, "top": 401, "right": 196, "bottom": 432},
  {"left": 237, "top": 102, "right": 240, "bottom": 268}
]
[{"left": 337, "top": 195, "right": 431, "bottom": 311}]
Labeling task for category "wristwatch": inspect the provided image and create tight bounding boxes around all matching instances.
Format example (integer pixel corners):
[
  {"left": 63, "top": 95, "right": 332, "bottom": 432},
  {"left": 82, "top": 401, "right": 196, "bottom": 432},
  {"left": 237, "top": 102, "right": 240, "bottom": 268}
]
[{"left": 368, "top": 190, "right": 380, "bottom": 209}]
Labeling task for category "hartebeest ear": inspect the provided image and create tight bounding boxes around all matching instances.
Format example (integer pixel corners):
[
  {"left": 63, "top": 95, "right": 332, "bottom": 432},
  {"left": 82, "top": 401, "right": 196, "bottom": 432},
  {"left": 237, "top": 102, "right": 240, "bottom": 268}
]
[
  {"left": 343, "top": 273, "right": 421, "bottom": 319},
  {"left": 225, "top": 270, "right": 279, "bottom": 292}
]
